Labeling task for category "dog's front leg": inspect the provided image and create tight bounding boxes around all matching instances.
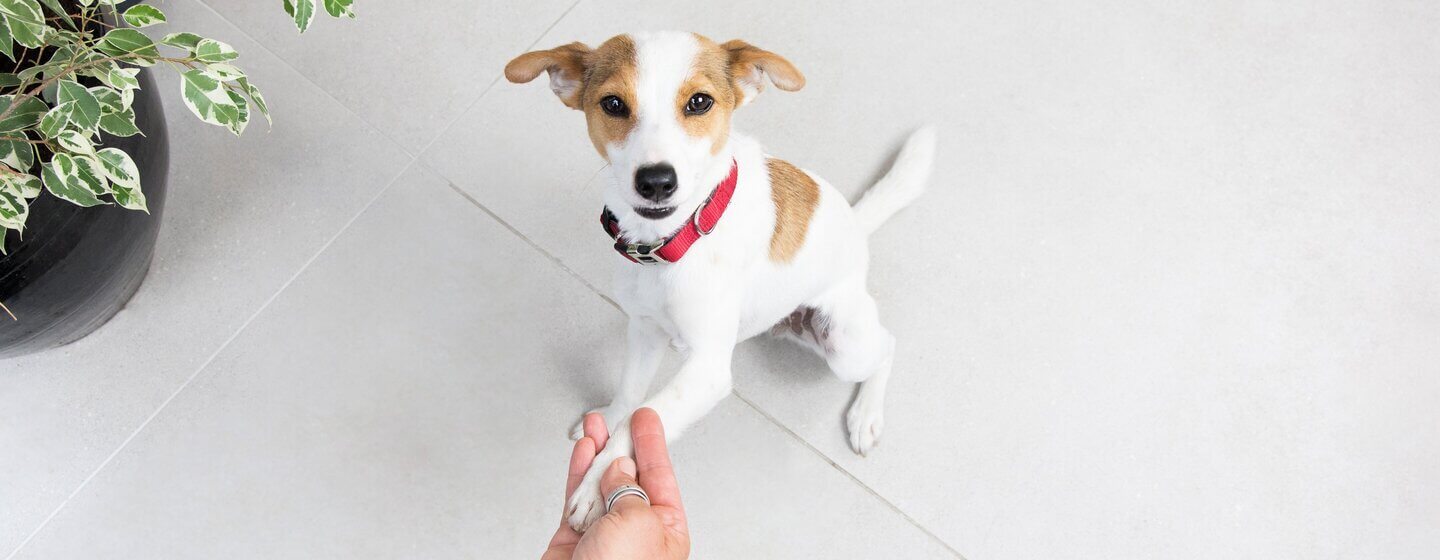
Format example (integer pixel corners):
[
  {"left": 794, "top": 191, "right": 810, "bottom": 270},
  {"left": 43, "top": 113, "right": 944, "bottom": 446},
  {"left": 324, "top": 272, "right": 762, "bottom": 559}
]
[
  {"left": 570, "top": 317, "right": 668, "bottom": 440},
  {"left": 565, "top": 298, "right": 739, "bottom": 531}
]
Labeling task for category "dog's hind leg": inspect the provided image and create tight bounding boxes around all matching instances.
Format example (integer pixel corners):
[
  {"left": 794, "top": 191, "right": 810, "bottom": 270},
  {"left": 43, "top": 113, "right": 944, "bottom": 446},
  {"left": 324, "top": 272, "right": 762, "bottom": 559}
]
[
  {"left": 570, "top": 317, "right": 667, "bottom": 440},
  {"left": 788, "top": 278, "right": 895, "bottom": 456}
]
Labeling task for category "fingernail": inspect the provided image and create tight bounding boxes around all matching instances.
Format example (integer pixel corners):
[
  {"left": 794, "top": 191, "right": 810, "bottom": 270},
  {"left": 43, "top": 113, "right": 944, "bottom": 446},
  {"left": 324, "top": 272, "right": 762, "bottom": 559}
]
[{"left": 617, "top": 456, "right": 636, "bottom": 477}]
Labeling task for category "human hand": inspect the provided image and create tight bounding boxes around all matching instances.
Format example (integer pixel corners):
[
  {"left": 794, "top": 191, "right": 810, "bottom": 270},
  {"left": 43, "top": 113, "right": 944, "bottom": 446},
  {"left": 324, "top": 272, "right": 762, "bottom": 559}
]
[{"left": 542, "top": 408, "right": 690, "bottom": 560}]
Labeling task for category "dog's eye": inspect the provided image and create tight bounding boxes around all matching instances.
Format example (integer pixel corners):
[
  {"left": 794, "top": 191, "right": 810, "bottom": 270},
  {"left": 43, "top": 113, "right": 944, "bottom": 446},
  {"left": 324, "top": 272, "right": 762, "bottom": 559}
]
[
  {"left": 600, "top": 96, "right": 629, "bottom": 117},
  {"left": 684, "top": 93, "right": 714, "bottom": 115}
]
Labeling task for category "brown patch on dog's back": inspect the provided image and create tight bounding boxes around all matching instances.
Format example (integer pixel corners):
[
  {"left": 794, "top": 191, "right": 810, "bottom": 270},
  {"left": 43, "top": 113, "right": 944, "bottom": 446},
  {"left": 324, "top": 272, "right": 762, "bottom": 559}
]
[
  {"left": 581, "top": 36, "right": 638, "bottom": 157},
  {"left": 767, "top": 158, "right": 820, "bottom": 263}
]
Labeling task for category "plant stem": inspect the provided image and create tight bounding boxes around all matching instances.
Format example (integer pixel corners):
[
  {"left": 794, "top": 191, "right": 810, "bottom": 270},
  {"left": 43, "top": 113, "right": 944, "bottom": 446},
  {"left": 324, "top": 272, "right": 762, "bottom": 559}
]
[{"left": 0, "top": 54, "right": 197, "bottom": 125}]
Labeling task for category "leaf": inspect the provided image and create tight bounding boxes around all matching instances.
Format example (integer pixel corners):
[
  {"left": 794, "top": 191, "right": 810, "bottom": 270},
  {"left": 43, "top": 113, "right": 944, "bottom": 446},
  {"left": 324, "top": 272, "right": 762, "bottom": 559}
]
[
  {"left": 0, "top": 0, "right": 42, "bottom": 25},
  {"left": 42, "top": 153, "right": 105, "bottom": 206},
  {"left": 285, "top": 0, "right": 316, "bottom": 33},
  {"left": 36, "top": 0, "right": 75, "bottom": 30},
  {"left": 98, "top": 108, "right": 140, "bottom": 137},
  {"left": 96, "top": 28, "right": 160, "bottom": 61},
  {"left": 109, "top": 179, "right": 145, "bottom": 211},
  {"left": 0, "top": 181, "right": 27, "bottom": 229},
  {"left": 56, "top": 80, "right": 101, "bottom": 131},
  {"left": 179, "top": 69, "right": 238, "bottom": 127},
  {"left": 98, "top": 65, "right": 140, "bottom": 93},
  {"left": 96, "top": 148, "right": 145, "bottom": 210},
  {"left": 37, "top": 102, "right": 69, "bottom": 137},
  {"left": 160, "top": 32, "right": 202, "bottom": 50},
  {"left": 236, "top": 76, "right": 269, "bottom": 124},
  {"left": 121, "top": 4, "right": 165, "bottom": 27},
  {"left": 203, "top": 62, "right": 244, "bottom": 82},
  {"left": 225, "top": 89, "right": 247, "bottom": 135},
  {"left": 95, "top": 147, "right": 138, "bottom": 188},
  {"left": 194, "top": 38, "right": 237, "bottom": 63},
  {"left": 0, "top": 0, "right": 47, "bottom": 48},
  {"left": 89, "top": 86, "right": 124, "bottom": 113},
  {"left": 0, "top": 170, "right": 40, "bottom": 197},
  {"left": 323, "top": 0, "right": 353, "bottom": 18},
  {"left": 0, "top": 15, "right": 13, "bottom": 62},
  {"left": 15, "top": 61, "right": 58, "bottom": 81},
  {"left": 54, "top": 129, "right": 94, "bottom": 155},
  {"left": 73, "top": 154, "right": 108, "bottom": 194},
  {"left": 3, "top": 14, "right": 44, "bottom": 49},
  {"left": 0, "top": 94, "right": 48, "bottom": 131},
  {"left": 0, "top": 73, "right": 18, "bottom": 87},
  {"left": 0, "top": 138, "right": 33, "bottom": 171}
]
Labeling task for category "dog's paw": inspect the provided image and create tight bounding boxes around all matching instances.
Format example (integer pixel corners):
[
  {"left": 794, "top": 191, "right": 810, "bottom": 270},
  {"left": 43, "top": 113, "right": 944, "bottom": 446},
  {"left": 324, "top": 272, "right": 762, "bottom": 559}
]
[
  {"left": 565, "top": 463, "right": 607, "bottom": 532},
  {"left": 568, "top": 411, "right": 598, "bottom": 441},
  {"left": 845, "top": 393, "right": 884, "bottom": 456}
]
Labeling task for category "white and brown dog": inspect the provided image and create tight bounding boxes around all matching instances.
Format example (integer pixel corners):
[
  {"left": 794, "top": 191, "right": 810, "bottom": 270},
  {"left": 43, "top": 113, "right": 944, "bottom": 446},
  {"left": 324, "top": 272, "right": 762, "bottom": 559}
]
[{"left": 506, "top": 31, "right": 935, "bottom": 530}]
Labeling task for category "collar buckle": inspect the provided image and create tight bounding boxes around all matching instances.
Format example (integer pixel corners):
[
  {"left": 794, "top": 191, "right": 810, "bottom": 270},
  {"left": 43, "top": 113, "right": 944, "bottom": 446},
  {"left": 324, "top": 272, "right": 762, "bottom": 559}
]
[{"left": 618, "top": 241, "right": 668, "bottom": 265}]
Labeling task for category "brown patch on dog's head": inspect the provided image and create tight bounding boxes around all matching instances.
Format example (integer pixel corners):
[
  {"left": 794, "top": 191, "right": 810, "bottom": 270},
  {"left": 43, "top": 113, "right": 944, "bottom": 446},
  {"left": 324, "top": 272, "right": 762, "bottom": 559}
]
[
  {"left": 508, "top": 34, "right": 803, "bottom": 162},
  {"left": 506, "top": 36, "right": 639, "bottom": 158},
  {"left": 766, "top": 158, "right": 820, "bottom": 262},
  {"left": 679, "top": 34, "right": 740, "bottom": 154},
  {"left": 580, "top": 36, "right": 638, "bottom": 157}
]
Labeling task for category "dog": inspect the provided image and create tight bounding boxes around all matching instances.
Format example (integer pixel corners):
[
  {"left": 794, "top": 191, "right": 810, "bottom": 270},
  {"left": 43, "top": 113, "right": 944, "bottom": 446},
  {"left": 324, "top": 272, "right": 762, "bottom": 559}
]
[{"left": 506, "top": 31, "right": 935, "bottom": 531}]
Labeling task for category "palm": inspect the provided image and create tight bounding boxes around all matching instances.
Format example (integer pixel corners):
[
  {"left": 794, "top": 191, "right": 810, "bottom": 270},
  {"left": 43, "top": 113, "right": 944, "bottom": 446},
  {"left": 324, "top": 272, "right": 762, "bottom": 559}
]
[{"left": 542, "top": 409, "right": 689, "bottom": 560}]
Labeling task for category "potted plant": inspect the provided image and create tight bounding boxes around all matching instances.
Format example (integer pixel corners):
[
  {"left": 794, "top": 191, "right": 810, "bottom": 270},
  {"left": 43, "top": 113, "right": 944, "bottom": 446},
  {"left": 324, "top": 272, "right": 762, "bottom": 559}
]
[{"left": 0, "top": 0, "right": 355, "bottom": 358}]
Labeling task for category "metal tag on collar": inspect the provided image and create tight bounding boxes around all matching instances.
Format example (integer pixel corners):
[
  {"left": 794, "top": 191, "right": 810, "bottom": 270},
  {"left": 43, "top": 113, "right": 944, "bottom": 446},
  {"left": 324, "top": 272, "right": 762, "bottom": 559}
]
[{"left": 619, "top": 241, "right": 668, "bottom": 265}]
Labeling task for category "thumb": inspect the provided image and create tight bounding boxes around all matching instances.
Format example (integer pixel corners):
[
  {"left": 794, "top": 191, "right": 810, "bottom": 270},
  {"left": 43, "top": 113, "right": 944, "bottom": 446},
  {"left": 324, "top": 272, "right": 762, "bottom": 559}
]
[{"left": 599, "top": 456, "right": 648, "bottom": 513}]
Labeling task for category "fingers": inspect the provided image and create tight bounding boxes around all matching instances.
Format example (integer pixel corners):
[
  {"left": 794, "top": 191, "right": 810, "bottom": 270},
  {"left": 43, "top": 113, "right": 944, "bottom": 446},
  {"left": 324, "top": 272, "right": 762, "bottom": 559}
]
[
  {"left": 598, "top": 456, "right": 649, "bottom": 514},
  {"left": 583, "top": 412, "right": 609, "bottom": 451},
  {"left": 564, "top": 436, "right": 597, "bottom": 501},
  {"left": 628, "top": 408, "right": 683, "bottom": 510}
]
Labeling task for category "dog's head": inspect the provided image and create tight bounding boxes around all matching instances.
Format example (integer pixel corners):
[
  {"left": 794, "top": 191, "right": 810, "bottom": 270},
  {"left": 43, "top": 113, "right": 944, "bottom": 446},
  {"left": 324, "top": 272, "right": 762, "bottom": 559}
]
[{"left": 506, "top": 32, "right": 803, "bottom": 232}]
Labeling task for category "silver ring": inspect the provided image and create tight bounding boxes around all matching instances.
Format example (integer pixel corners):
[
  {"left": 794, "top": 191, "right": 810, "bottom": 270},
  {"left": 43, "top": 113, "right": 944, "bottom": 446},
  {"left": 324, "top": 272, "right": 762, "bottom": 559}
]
[{"left": 604, "top": 484, "right": 650, "bottom": 512}]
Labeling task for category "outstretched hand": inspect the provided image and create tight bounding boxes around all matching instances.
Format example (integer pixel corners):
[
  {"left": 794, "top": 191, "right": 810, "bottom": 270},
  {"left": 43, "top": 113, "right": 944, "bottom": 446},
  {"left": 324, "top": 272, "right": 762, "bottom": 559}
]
[{"left": 542, "top": 408, "right": 690, "bottom": 560}]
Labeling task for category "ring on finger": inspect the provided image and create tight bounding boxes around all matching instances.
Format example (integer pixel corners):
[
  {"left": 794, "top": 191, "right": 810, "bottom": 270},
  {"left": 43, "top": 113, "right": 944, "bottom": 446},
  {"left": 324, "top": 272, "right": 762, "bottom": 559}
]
[{"left": 604, "top": 484, "right": 650, "bottom": 512}]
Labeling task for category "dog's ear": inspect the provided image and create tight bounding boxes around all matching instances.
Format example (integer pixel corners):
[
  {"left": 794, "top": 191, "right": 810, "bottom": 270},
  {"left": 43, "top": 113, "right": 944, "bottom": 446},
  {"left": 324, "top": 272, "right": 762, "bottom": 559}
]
[
  {"left": 505, "top": 42, "right": 592, "bottom": 110},
  {"left": 722, "top": 40, "right": 804, "bottom": 106}
]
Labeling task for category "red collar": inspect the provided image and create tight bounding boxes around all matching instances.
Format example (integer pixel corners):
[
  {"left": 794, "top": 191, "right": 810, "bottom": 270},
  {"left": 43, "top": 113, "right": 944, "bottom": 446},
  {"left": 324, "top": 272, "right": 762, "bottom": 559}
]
[{"left": 601, "top": 159, "right": 739, "bottom": 264}]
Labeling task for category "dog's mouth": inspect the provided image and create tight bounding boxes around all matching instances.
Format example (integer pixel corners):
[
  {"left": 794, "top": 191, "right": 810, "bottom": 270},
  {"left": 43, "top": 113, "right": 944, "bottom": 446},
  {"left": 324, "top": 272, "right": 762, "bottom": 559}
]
[{"left": 633, "top": 206, "right": 676, "bottom": 220}]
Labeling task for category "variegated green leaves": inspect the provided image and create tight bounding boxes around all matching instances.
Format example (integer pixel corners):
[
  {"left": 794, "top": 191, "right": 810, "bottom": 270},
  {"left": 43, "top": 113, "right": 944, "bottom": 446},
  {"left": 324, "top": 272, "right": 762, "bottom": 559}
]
[
  {"left": 120, "top": 4, "right": 164, "bottom": 28},
  {"left": 0, "top": 0, "right": 51, "bottom": 51},
  {"left": 166, "top": 32, "right": 266, "bottom": 135},
  {"left": 0, "top": 1, "right": 358, "bottom": 252},
  {"left": 285, "top": 0, "right": 355, "bottom": 33},
  {"left": 20, "top": 76, "right": 143, "bottom": 211},
  {"left": 0, "top": 171, "right": 39, "bottom": 230}
]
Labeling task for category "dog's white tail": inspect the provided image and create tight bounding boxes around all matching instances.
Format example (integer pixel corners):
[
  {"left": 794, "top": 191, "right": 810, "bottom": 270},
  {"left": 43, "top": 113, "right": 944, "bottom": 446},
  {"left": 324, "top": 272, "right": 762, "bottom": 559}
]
[{"left": 852, "top": 125, "right": 937, "bottom": 234}]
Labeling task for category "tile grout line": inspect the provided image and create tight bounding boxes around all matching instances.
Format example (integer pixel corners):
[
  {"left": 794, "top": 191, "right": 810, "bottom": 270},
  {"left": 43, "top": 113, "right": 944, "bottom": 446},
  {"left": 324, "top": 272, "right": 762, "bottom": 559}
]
[
  {"left": 730, "top": 391, "right": 969, "bottom": 560},
  {"left": 192, "top": 0, "right": 583, "bottom": 160},
  {"left": 3, "top": 157, "right": 420, "bottom": 560},
  {"left": 439, "top": 174, "right": 619, "bottom": 311},
  {"left": 108, "top": 1, "right": 957, "bottom": 556},
  {"left": 409, "top": 0, "right": 585, "bottom": 159},
  {"left": 187, "top": 0, "right": 417, "bottom": 159},
  {"left": 439, "top": 170, "right": 968, "bottom": 560}
]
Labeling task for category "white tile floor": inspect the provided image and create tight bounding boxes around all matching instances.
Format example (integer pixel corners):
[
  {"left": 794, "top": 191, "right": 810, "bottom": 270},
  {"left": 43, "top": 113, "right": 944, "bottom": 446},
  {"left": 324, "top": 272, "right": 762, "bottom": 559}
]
[{"left": 3, "top": 0, "right": 1438, "bottom": 558}]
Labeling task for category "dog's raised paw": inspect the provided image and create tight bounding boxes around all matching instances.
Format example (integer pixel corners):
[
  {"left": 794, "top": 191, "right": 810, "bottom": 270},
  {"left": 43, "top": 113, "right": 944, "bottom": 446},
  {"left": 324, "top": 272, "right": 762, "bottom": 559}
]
[
  {"left": 565, "top": 468, "right": 606, "bottom": 531},
  {"left": 568, "top": 408, "right": 607, "bottom": 441}
]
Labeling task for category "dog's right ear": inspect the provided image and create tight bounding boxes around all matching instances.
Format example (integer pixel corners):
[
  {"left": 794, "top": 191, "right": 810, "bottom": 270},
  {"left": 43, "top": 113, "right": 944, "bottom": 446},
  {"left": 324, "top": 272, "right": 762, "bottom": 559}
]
[{"left": 505, "top": 42, "right": 592, "bottom": 110}]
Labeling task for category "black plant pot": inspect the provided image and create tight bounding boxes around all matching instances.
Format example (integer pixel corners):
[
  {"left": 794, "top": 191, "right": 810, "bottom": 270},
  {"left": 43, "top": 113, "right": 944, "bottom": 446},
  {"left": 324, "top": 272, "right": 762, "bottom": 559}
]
[{"left": 0, "top": 68, "right": 169, "bottom": 359}]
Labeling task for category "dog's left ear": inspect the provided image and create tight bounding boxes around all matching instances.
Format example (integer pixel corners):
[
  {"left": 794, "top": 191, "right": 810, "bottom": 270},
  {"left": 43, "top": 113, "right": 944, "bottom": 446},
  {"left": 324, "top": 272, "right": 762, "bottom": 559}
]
[
  {"left": 505, "top": 42, "right": 592, "bottom": 110},
  {"left": 722, "top": 40, "right": 805, "bottom": 106}
]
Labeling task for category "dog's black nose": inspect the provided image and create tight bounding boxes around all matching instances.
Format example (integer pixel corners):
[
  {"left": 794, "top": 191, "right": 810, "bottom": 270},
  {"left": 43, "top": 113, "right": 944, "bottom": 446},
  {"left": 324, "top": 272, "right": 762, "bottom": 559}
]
[{"left": 634, "top": 164, "right": 678, "bottom": 203}]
